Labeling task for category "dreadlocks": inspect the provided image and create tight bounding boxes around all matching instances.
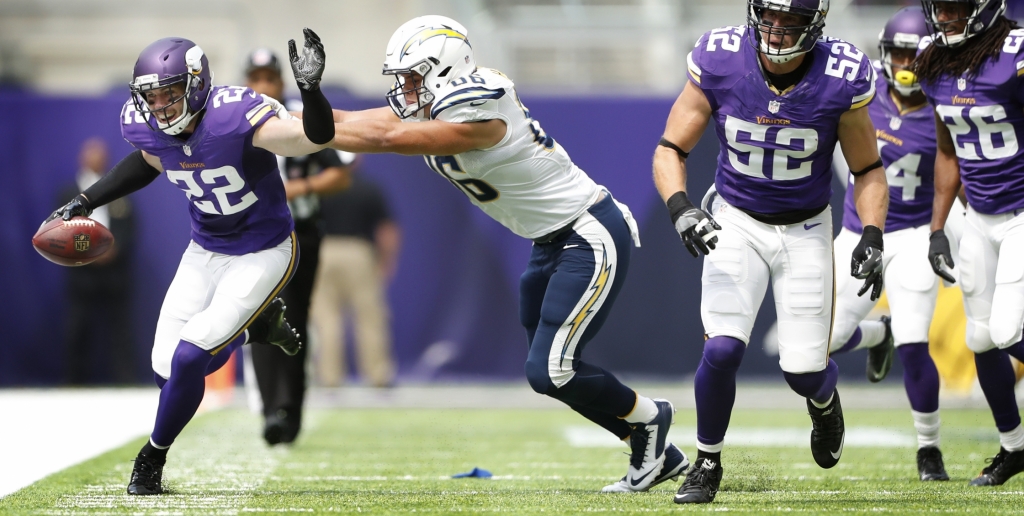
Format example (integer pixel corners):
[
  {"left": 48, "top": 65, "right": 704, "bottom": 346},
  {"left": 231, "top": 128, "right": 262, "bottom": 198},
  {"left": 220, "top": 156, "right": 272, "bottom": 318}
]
[{"left": 914, "top": 16, "right": 1020, "bottom": 83}]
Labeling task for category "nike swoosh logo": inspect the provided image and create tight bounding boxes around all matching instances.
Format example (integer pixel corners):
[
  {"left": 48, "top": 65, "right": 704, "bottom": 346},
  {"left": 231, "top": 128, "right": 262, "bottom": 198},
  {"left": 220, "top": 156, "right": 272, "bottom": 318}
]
[
  {"left": 563, "top": 244, "right": 579, "bottom": 249},
  {"left": 831, "top": 434, "right": 845, "bottom": 460},
  {"left": 629, "top": 469, "right": 654, "bottom": 486},
  {"left": 469, "top": 100, "right": 487, "bottom": 106},
  {"left": 804, "top": 223, "right": 822, "bottom": 230}
]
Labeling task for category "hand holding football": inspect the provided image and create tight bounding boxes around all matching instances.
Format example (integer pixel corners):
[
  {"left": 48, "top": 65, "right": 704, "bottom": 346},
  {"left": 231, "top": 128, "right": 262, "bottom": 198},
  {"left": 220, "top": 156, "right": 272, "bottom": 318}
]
[{"left": 32, "top": 216, "right": 114, "bottom": 266}]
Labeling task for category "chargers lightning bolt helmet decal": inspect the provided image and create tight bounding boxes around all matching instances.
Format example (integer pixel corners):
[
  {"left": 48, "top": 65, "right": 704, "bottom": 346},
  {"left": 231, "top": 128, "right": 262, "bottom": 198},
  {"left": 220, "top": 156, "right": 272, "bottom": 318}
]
[{"left": 383, "top": 15, "right": 476, "bottom": 119}]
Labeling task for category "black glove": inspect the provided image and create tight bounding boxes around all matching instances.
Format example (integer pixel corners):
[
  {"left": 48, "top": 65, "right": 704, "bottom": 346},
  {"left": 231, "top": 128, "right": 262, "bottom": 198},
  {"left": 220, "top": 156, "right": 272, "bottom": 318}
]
[
  {"left": 929, "top": 230, "right": 956, "bottom": 284},
  {"left": 44, "top": 194, "right": 92, "bottom": 224},
  {"left": 851, "top": 225, "right": 884, "bottom": 301},
  {"left": 289, "top": 28, "right": 325, "bottom": 92},
  {"left": 667, "top": 191, "right": 721, "bottom": 257}
]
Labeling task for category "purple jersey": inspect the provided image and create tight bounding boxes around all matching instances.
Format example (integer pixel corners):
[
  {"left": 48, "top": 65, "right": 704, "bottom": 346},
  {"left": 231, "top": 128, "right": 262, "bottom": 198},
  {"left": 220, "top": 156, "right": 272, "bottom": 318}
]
[
  {"left": 688, "top": 26, "right": 875, "bottom": 215},
  {"left": 843, "top": 62, "right": 936, "bottom": 233},
  {"left": 920, "top": 29, "right": 1024, "bottom": 215},
  {"left": 121, "top": 86, "right": 293, "bottom": 255}
]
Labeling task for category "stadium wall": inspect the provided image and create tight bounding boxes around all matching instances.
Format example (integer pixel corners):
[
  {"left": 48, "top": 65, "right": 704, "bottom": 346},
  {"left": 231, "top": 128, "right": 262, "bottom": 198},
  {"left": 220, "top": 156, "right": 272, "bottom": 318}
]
[{"left": 0, "top": 87, "right": 860, "bottom": 386}]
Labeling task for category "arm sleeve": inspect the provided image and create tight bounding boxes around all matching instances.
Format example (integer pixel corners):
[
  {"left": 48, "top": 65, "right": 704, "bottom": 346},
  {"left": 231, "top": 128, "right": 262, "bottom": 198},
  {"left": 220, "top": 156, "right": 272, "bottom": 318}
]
[
  {"left": 298, "top": 87, "right": 336, "bottom": 144},
  {"left": 80, "top": 150, "right": 160, "bottom": 209}
]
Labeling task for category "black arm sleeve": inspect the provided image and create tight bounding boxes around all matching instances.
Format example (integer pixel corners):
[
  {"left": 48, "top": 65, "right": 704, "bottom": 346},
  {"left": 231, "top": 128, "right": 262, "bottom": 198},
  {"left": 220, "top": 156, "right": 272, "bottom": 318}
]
[
  {"left": 81, "top": 150, "right": 160, "bottom": 209},
  {"left": 299, "top": 87, "right": 336, "bottom": 145}
]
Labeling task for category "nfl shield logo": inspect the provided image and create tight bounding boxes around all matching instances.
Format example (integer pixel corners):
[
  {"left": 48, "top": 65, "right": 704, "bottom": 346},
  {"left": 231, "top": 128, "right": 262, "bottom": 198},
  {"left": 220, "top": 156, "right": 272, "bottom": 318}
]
[
  {"left": 183, "top": 145, "right": 192, "bottom": 156},
  {"left": 74, "top": 234, "right": 90, "bottom": 252},
  {"left": 957, "top": 77, "right": 967, "bottom": 91},
  {"left": 889, "top": 117, "right": 902, "bottom": 131},
  {"left": 768, "top": 100, "right": 781, "bottom": 114}
]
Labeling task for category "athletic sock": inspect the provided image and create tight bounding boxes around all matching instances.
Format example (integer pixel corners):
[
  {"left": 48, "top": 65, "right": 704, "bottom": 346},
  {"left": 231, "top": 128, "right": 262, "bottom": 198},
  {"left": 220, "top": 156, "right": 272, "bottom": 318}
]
[
  {"left": 974, "top": 349, "right": 1022, "bottom": 432},
  {"left": 623, "top": 395, "right": 659, "bottom": 424},
  {"left": 695, "top": 447, "right": 722, "bottom": 466},
  {"left": 898, "top": 343, "right": 940, "bottom": 413},
  {"left": 695, "top": 337, "right": 746, "bottom": 450},
  {"left": 810, "top": 392, "right": 834, "bottom": 409},
  {"left": 140, "top": 439, "right": 169, "bottom": 463},
  {"left": 856, "top": 320, "right": 887, "bottom": 350},
  {"left": 912, "top": 410, "right": 941, "bottom": 449},
  {"left": 1001, "top": 425, "right": 1024, "bottom": 452}
]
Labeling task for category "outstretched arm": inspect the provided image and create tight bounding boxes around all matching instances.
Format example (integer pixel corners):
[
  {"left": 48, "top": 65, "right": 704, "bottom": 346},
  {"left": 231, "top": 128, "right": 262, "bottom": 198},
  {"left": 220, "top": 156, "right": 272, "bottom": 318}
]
[
  {"left": 333, "top": 107, "right": 399, "bottom": 123},
  {"left": 330, "top": 118, "right": 506, "bottom": 156},
  {"left": 252, "top": 116, "right": 329, "bottom": 157}
]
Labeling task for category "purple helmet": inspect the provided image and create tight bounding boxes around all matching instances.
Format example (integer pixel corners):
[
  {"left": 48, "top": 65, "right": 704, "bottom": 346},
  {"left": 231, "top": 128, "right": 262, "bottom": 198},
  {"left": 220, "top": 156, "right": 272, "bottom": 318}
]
[
  {"left": 879, "top": 7, "right": 931, "bottom": 96},
  {"left": 129, "top": 37, "right": 212, "bottom": 136},
  {"left": 747, "top": 0, "right": 830, "bottom": 64},
  {"left": 921, "top": 0, "right": 1006, "bottom": 47}
]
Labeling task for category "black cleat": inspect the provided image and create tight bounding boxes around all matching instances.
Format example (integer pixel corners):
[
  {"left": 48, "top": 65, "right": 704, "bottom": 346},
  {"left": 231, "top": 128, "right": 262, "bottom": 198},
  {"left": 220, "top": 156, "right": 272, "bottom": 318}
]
[
  {"left": 263, "top": 412, "right": 300, "bottom": 446},
  {"left": 250, "top": 298, "right": 301, "bottom": 356},
  {"left": 970, "top": 447, "right": 1024, "bottom": 486},
  {"left": 807, "top": 390, "right": 845, "bottom": 469},
  {"left": 867, "top": 316, "right": 895, "bottom": 383},
  {"left": 674, "top": 456, "right": 723, "bottom": 504},
  {"left": 917, "top": 446, "right": 949, "bottom": 481},
  {"left": 127, "top": 452, "right": 165, "bottom": 495}
]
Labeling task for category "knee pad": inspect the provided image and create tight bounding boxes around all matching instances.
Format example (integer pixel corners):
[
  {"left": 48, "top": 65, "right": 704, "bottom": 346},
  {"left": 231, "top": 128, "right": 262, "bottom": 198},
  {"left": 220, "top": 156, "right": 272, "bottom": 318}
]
[
  {"left": 524, "top": 358, "right": 556, "bottom": 396},
  {"left": 702, "top": 336, "right": 746, "bottom": 371}
]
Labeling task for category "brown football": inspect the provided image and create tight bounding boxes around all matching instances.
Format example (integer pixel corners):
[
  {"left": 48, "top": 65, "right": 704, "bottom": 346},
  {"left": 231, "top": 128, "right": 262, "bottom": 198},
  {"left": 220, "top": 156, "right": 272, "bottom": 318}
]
[{"left": 32, "top": 216, "right": 114, "bottom": 266}]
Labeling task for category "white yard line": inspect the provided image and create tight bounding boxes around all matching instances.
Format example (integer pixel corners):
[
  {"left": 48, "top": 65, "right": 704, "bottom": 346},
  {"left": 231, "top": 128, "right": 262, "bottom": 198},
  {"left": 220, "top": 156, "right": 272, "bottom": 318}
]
[
  {"left": 564, "top": 425, "right": 915, "bottom": 448},
  {"left": 0, "top": 388, "right": 159, "bottom": 498}
]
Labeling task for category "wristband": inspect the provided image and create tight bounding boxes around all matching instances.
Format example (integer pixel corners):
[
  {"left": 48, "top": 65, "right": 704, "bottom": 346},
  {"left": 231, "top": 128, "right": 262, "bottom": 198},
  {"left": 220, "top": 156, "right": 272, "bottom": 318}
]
[{"left": 666, "top": 191, "right": 696, "bottom": 224}]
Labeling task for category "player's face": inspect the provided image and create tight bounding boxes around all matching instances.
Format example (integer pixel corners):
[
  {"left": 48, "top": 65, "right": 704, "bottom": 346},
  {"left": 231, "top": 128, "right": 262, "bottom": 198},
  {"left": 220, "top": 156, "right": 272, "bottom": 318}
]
[
  {"left": 889, "top": 47, "right": 916, "bottom": 71},
  {"left": 935, "top": 2, "right": 971, "bottom": 37},
  {"left": 143, "top": 83, "right": 187, "bottom": 125},
  {"left": 400, "top": 72, "right": 425, "bottom": 106},
  {"left": 247, "top": 68, "right": 284, "bottom": 102},
  {"left": 759, "top": 9, "right": 811, "bottom": 50}
]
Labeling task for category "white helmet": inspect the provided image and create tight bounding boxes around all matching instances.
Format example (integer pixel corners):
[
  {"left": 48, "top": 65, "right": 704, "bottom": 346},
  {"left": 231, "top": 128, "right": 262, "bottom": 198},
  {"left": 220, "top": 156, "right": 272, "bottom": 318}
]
[{"left": 383, "top": 15, "right": 475, "bottom": 119}]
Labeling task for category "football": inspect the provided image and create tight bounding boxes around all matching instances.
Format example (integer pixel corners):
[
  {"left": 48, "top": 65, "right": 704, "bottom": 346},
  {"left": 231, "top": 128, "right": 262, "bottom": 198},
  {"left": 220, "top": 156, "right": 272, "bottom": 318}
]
[{"left": 32, "top": 216, "right": 114, "bottom": 266}]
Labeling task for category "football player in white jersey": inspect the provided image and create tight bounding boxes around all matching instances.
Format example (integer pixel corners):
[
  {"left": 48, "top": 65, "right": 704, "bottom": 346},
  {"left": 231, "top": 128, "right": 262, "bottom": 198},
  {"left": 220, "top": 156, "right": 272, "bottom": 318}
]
[{"left": 324, "top": 15, "right": 686, "bottom": 492}]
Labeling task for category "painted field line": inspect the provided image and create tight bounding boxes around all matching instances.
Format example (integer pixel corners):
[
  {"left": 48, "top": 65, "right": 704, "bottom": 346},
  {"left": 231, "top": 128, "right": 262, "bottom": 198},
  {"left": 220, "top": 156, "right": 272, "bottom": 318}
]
[{"left": 564, "top": 425, "right": 914, "bottom": 448}]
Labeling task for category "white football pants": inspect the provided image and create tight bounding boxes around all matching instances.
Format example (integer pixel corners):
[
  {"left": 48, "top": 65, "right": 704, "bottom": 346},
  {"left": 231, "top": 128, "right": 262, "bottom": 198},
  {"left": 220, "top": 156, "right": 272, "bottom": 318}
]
[
  {"left": 831, "top": 226, "right": 937, "bottom": 348},
  {"left": 959, "top": 206, "right": 1024, "bottom": 353},
  {"left": 701, "top": 198, "right": 834, "bottom": 374},
  {"left": 152, "top": 235, "right": 297, "bottom": 379}
]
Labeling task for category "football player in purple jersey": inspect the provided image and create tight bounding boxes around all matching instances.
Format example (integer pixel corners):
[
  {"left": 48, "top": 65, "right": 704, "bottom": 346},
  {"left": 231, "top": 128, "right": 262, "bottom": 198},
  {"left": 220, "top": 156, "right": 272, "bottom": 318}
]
[
  {"left": 829, "top": 6, "right": 954, "bottom": 482},
  {"left": 653, "top": 0, "right": 890, "bottom": 503},
  {"left": 917, "top": 0, "right": 1024, "bottom": 486},
  {"left": 42, "top": 30, "right": 337, "bottom": 495}
]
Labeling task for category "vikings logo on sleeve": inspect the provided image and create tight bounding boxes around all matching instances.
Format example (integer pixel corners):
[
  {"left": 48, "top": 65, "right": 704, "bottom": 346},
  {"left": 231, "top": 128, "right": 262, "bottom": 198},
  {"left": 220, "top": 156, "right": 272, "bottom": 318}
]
[
  {"left": 920, "top": 28, "right": 1024, "bottom": 215},
  {"left": 120, "top": 85, "right": 293, "bottom": 255},
  {"left": 687, "top": 27, "right": 874, "bottom": 215}
]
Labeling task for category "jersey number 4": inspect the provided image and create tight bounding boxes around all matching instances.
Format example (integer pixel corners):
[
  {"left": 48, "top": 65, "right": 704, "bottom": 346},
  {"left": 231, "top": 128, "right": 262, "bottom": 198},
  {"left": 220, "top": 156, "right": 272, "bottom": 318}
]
[{"left": 167, "top": 166, "right": 258, "bottom": 215}]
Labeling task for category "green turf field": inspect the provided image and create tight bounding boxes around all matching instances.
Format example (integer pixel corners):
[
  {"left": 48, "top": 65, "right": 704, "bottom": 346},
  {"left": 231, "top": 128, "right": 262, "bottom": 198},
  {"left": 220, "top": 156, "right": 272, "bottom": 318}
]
[{"left": 3, "top": 406, "right": 1023, "bottom": 514}]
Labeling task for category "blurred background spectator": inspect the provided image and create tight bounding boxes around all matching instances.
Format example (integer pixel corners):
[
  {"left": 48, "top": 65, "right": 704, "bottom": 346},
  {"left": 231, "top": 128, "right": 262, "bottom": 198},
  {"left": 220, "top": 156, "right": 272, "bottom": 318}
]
[
  {"left": 311, "top": 169, "right": 401, "bottom": 388},
  {"left": 241, "top": 47, "right": 352, "bottom": 444},
  {"left": 59, "top": 138, "right": 136, "bottom": 385}
]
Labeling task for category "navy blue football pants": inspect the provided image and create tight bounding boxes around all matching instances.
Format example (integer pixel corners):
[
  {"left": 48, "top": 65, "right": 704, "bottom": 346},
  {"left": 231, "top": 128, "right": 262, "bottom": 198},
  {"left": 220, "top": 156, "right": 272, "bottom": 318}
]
[{"left": 521, "top": 194, "right": 638, "bottom": 439}]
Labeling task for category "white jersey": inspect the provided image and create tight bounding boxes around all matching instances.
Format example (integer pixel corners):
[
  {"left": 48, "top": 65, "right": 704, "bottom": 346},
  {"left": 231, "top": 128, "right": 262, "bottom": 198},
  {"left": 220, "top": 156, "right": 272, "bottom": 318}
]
[{"left": 415, "top": 68, "right": 603, "bottom": 239}]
